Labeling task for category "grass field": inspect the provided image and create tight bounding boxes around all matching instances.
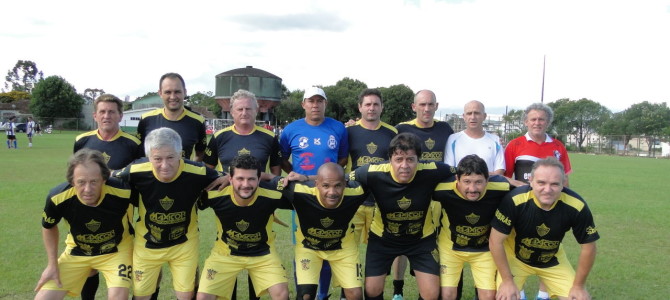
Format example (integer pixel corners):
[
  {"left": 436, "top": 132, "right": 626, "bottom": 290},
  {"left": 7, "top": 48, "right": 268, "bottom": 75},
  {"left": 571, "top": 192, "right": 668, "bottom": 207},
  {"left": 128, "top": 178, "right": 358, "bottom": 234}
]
[{"left": 1, "top": 131, "right": 669, "bottom": 299}]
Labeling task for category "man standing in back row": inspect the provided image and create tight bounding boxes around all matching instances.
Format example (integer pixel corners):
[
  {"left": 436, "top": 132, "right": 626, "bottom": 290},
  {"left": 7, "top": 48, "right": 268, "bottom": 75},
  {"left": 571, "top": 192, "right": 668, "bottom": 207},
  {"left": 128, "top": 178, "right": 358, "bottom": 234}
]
[
  {"left": 393, "top": 89, "right": 454, "bottom": 300},
  {"left": 137, "top": 72, "right": 207, "bottom": 161}
]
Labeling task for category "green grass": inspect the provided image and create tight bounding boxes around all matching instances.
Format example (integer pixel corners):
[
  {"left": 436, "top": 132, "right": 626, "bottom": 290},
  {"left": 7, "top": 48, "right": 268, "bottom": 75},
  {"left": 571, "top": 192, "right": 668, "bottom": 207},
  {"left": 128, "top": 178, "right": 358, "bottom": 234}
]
[{"left": 1, "top": 134, "right": 669, "bottom": 299}]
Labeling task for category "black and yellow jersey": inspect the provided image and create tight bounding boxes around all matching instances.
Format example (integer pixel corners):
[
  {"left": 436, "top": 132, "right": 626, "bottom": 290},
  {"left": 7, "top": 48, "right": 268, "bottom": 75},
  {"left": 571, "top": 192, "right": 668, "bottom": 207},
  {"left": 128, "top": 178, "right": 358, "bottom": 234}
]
[
  {"left": 351, "top": 161, "right": 455, "bottom": 246},
  {"left": 137, "top": 108, "right": 207, "bottom": 159},
  {"left": 74, "top": 130, "right": 142, "bottom": 170},
  {"left": 201, "top": 180, "right": 291, "bottom": 256},
  {"left": 491, "top": 185, "right": 600, "bottom": 268},
  {"left": 396, "top": 119, "right": 454, "bottom": 162},
  {"left": 41, "top": 177, "right": 135, "bottom": 256},
  {"left": 282, "top": 180, "right": 368, "bottom": 251},
  {"left": 203, "top": 125, "right": 280, "bottom": 173},
  {"left": 115, "top": 158, "right": 219, "bottom": 249},
  {"left": 434, "top": 175, "right": 511, "bottom": 252}
]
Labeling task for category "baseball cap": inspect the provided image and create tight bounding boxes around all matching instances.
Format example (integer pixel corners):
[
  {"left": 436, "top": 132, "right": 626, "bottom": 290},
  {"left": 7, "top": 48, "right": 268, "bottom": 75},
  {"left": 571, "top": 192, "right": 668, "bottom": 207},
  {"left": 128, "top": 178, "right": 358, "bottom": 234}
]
[{"left": 303, "top": 86, "right": 327, "bottom": 100}]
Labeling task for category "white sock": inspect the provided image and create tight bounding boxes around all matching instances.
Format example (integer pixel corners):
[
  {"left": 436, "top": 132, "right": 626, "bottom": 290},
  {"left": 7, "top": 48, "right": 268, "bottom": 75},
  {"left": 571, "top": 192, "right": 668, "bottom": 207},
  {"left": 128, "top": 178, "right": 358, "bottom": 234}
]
[
  {"left": 537, "top": 291, "right": 549, "bottom": 299},
  {"left": 519, "top": 290, "right": 526, "bottom": 300}
]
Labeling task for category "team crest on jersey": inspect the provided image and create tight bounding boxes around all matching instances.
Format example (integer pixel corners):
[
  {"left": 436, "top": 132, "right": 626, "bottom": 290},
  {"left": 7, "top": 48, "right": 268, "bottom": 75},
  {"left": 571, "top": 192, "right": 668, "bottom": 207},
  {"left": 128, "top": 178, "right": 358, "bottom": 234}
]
[
  {"left": 314, "top": 138, "right": 321, "bottom": 145},
  {"left": 466, "top": 213, "right": 480, "bottom": 225},
  {"left": 207, "top": 268, "right": 218, "bottom": 280},
  {"left": 366, "top": 142, "right": 378, "bottom": 154},
  {"left": 134, "top": 270, "right": 144, "bottom": 282},
  {"left": 536, "top": 223, "right": 550, "bottom": 237},
  {"left": 425, "top": 138, "right": 435, "bottom": 150},
  {"left": 397, "top": 197, "right": 411, "bottom": 210},
  {"left": 299, "top": 137, "right": 309, "bottom": 149},
  {"left": 440, "top": 264, "right": 447, "bottom": 274},
  {"left": 301, "top": 259, "right": 311, "bottom": 270},
  {"left": 159, "top": 196, "right": 174, "bottom": 211},
  {"left": 328, "top": 135, "right": 337, "bottom": 150},
  {"left": 102, "top": 152, "right": 111, "bottom": 165},
  {"left": 554, "top": 150, "right": 561, "bottom": 160},
  {"left": 238, "top": 148, "right": 251, "bottom": 156},
  {"left": 320, "top": 217, "right": 334, "bottom": 228},
  {"left": 236, "top": 219, "right": 250, "bottom": 232},
  {"left": 85, "top": 219, "right": 101, "bottom": 232}
]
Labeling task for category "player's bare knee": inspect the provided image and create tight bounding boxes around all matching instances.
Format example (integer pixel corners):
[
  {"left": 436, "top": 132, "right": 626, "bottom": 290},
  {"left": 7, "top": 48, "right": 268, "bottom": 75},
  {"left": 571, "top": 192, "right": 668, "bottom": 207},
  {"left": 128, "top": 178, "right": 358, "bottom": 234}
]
[{"left": 343, "top": 287, "right": 363, "bottom": 300}]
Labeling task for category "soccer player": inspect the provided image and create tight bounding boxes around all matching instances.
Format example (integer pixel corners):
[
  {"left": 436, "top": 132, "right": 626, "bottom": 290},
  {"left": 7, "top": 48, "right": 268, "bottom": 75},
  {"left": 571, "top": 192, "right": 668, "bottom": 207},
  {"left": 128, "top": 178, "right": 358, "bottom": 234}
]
[
  {"left": 490, "top": 157, "right": 599, "bottom": 300},
  {"left": 433, "top": 155, "right": 511, "bottom": 300},
  {"left": 34, "top": 149, "right": 134, "bottom": 300},
  {"left": 280, "top": 86, "right": 349, "bottom": 299},
  {"left": 283, "top": 163, "right": 369, "bottom": 300},
  {"left": 347, "top": 88, "right": 397, "bottom": 249},
  {"left": 74, "top": 94, "right": 142, "bottom": 300},
  {"left": 197, "top": 155, "right": 290, "bottom": 300},
  {"left": 114, "top": 127, "right": 226, "bottom": 300},
  {"left": 504, "top": 102, "right": 571, "bottom": 186},
  {"left": 204, "top": 89, "right": 280, "bottom": 176},
  {"left": 5, "top": 115, "right": 17, "bottom": 149},
  {"left": 26, "top": 116, "right": 36, "bottom": 147},
  {"left": 444, "top": 100, "right": 505, "bottom": 176},
  {"left": 74, "top": 94, "right": 142, "bottom": 170},
  {"left": 137, "top": 72, "right": 207, "bottom": 161},
  {"left": 394, "top": 89, "right": 454, "bottom": 299},
  {"left": 350, "top": 132, "right": 456, "bottom": 300}
]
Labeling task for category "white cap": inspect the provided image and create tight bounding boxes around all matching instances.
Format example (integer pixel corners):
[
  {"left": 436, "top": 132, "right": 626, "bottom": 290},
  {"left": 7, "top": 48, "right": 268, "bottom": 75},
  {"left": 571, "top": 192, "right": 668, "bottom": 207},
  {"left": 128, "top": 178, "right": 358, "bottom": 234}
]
[{"left": 303, "top": 86, "right": 327, "bottom": 100}]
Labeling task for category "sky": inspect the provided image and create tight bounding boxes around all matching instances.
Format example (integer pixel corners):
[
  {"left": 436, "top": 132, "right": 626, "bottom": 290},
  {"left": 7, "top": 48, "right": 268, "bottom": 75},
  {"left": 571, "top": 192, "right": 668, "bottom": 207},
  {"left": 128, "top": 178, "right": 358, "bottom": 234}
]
[{"left": 1, "top": 0, "right": 669, "bottom": 115}]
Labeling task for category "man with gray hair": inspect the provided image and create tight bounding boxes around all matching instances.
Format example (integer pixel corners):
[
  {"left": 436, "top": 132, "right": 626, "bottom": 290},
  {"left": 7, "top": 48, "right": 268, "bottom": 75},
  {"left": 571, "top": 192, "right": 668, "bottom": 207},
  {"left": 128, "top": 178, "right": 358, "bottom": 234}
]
[
  {"left": 504, "top": 102, "right": 572, "bottom": 187},
  {"left": 115, "top": 127, "right": 227, "bottom": 300},
  {"left": 490, "top": 157, "right": 598, "bottom": 300}
]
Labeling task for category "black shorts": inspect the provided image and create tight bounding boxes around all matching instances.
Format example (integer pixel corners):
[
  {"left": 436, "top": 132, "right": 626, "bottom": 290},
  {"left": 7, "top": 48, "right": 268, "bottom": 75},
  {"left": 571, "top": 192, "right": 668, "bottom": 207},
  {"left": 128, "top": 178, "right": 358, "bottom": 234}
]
[
  {"left": 365, "top": 234, "right": 440, "bottom": 277},
  {"left": 7, "top": 135, "right": 16, "bottom": 139}
]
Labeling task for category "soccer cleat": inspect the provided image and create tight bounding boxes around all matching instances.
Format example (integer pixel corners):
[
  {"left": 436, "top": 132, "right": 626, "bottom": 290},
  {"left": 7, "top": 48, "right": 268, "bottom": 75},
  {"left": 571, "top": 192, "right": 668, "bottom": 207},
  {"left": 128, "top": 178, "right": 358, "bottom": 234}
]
[{"left": 392, "top": 294, "right": 404, "bottom": 300}]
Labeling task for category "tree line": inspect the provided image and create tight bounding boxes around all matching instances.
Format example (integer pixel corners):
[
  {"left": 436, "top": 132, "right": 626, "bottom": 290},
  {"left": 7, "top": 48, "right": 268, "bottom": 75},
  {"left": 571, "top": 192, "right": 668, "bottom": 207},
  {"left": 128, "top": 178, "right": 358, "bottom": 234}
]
[{"left": 3, "top": 60, "right": 669, "bottom": 153}]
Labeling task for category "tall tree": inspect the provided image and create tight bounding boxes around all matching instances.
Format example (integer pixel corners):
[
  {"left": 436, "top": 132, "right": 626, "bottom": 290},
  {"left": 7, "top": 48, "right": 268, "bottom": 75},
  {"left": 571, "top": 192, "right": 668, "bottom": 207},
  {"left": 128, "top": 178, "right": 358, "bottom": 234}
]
[
  {"left": 187, "top": 91, "right": 220, "bottom": 117},
  {"left": 83, "top": 88, "right": 106, "bottom": 104},
  {"left": 30, "top": 75, "right": 84, "bottom": 119},
  {"left": 599, "top": 101, "right": 670, "bottom": 154},
  {"left": 324, "top": 78, "right": 368, "bottom": 122},
  {"left": 4, "top": 60, "right": 44, "bottom": 92},
  {"left": 502, "top": 108, "right": 524, "bottom": 143},
  {"left": 549, "top": 98, "right": 611, "bottom": 151},
  {"left": 378, "top": 84, "right": 415, "bottom": 125},
  {"left": 274, "top": 89, "right": 305, "bottom": 125},
  {"left": 0, "top": 90, "right": 31, "bottom": 103}
]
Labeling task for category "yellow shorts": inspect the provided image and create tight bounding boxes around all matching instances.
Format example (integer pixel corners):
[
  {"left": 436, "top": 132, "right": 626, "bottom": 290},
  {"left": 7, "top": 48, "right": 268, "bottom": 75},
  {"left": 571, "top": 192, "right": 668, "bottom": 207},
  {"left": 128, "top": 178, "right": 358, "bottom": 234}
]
[
  {"left": 497, "top": 246, "right": 575, "bottom": 298},
  {"left": 352, "top": 205, "right": 375, "bottom": 244},
  {"left": 132, "top": 238, "right": 199, "bottom": 296},
  {"left": 198, "top": 246, "right": 288, "bottom": 299},
  {"left": 40, "top": 244, "right": 132, "bottom": 297},
  {"left": 438, "top": 246, "right": 496, "bottom": 290},
  {"left": 295, "top": 244, "right": 362, "bottom": 289}
]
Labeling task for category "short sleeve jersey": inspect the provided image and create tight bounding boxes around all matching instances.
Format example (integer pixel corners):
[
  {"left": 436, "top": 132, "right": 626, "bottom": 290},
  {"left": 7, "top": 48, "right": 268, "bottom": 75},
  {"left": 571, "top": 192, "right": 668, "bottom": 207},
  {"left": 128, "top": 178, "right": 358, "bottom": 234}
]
[
  {"left": 444, "top": 131, "right": 505, "bottom": 172},
  {"left": 137, "top": 108, "right": 207, "bottom": 159},
  {"left": 74, "top": 130, "right": 142, "bottom": 170},
  {"left": 41, "top": 177, "right": 135, "bottom": 256},
  {"left": 27, "top": 120, "right": 35, "bottom": 134},
  {"left": 396, "top": 119, "right": 454, "bottom": 162},
  {"left": 491, "top": 185, "right": 600, "bottom": 268},
  {"left": 434, "top": 175, "right": 511, "bottom": 252},
  {"left": 283, "top": 180, "right": 368, "bottom": 251},
  {"left": 201, "top": 180, "right": 290, "bottom": 256},
  {"left": 280, "top": 118, "right": 349, "bottom": 176},
  {"left": 346, "top": 121, "right": 397, "bottom": 170},
  {"left": 351, "top": 161, "right": 456, "bottom": 246},
  {"left": 504, "top": 133, "right": 572, "bottom": 182},
  {"left": 203, "top": 125, "right": 280, "bottom": 173},
  {"left": 115, "top": 158, "right": 219, "bottom": 249},
  {"left": 5, "top": 122, "right": 15, "bottom": 136}
]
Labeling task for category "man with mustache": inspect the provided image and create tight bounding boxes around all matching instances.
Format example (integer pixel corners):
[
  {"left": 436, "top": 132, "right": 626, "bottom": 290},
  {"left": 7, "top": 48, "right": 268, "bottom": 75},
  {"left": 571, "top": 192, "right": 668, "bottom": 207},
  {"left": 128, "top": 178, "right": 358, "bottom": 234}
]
[{"left": 433, "top": 155, "right": 511, "bottom": 300}]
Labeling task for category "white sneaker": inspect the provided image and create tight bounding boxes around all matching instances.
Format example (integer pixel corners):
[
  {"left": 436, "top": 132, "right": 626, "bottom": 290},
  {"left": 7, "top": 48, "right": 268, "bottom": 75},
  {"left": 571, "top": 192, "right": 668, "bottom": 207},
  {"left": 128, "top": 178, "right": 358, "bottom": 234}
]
[{"left": 29, "top": 143, "right": 32, "bottom": 147}]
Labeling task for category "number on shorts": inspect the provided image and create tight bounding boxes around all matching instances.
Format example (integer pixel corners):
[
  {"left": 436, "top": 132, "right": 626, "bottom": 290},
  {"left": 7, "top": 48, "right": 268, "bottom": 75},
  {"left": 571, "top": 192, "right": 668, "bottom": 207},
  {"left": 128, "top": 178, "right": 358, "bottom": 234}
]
[{"left": 118, "top": 264, "right": 133, "bottom": 279}]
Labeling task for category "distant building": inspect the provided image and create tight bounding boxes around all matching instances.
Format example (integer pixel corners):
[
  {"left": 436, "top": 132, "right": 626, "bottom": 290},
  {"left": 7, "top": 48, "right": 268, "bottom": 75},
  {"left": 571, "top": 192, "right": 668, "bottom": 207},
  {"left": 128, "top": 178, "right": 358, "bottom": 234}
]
[{"left": 214, "top": 66, "right": 282, "bottom": 122}]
